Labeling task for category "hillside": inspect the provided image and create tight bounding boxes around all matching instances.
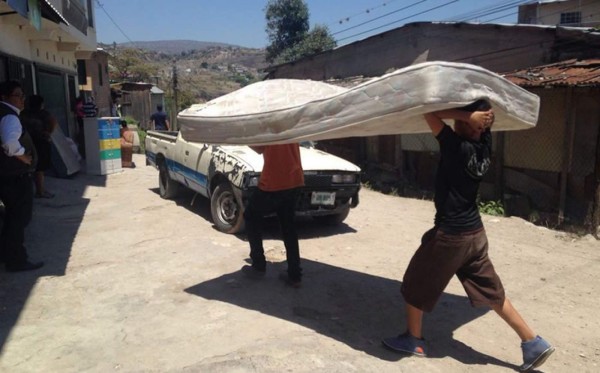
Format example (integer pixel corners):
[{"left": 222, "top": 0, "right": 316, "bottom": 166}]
[
  {"left": 103, "top": 40, "right": 269, "bottom": 105},
  {"left": 118, "top": 40, "right": 239, "bottom": 55}
]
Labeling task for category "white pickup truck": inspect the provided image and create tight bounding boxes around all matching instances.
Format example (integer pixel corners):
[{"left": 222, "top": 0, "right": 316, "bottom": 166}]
[{"left": 145, "top": 131, "right": 361, "bottom": 234}]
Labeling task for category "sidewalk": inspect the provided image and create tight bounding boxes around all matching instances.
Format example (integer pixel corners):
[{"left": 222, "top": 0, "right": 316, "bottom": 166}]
[{"left": 1, "top": 153, "right": 599, "bottom": 372}]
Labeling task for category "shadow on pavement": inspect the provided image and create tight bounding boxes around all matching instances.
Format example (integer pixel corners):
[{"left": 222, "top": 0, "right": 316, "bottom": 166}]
[
  {"left": 149, "top": 187, "right": 358, "bottom": 240},
  {"left": 185, "top": 259, "right": 519, "bottom": 370},
  {"left": 0, "top": 171, "right": 105, "bottom": 353}
]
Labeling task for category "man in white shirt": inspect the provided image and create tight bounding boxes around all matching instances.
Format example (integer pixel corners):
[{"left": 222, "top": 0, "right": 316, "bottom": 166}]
[{"left": 0, "top": 80, "right": 43, "bottom": 272}]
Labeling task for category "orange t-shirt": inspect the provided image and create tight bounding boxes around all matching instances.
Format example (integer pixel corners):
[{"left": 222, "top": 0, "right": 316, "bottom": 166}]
[{"left": 257, "top": 144, "right": 304, "bottom": 191}]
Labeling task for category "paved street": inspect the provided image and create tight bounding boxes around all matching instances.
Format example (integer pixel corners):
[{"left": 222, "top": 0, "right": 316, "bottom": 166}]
[{"left": 1, "top": 153, "right": 599, "bottom": 372}]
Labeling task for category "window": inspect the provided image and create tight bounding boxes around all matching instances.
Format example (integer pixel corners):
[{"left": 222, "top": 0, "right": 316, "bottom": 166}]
[
  {"left": 87, "top": 0, "right": 94, "bottom": 28},
  {"left": 77, "top": 60, "right": 87, "bottom": 85},
  {"left": 560, "top": 12, "right": 581, "bottom": 25}
]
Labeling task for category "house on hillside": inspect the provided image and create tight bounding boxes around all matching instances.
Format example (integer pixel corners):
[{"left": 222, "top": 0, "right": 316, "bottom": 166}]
[
  {"left": 264, "top": 21, "right": 600, "bottom": 230},
  {"left": 519, "top": 0, "right": 600, "bottom": 28},
  {"left": 0, "top": 0, "right": 97, "bottom": 138}
]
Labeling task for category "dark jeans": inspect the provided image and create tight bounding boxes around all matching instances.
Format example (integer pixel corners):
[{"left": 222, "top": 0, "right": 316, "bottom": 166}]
[
  {"left": 0, "top": 173, "right": 33, "bottom": 266},
  {"left": 77, "top": 117, "right": 86, "bottom": 159},
  {"left": 243, "top": 188, "right": 302, "bottom": 281}
]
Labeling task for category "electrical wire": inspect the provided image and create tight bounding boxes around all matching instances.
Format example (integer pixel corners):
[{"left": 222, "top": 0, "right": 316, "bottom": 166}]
[
  {"left": 328, "top": 0, "right": 403, "bottom": 27},
  {"left": 332, "top": 0, "right": 429, "bottom": 36},
  {"left": 336, "top": 0, "right": 459, "bottom": 43},
  {"left": 94, "top": 0, "right": 133, "bottom": 44}
]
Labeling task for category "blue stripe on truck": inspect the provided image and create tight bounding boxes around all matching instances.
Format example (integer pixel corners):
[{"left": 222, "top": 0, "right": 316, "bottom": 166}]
[{"left": 147, "top": 151, "right": 208, "bottom": 189}]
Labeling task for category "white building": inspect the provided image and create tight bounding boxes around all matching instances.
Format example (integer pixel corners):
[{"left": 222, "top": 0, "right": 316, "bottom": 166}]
[
  {"left": 519, "top": 0, "right": 600, "bottom": 27},
  {"left": 0, "top": 0, "right": 97, "bottom": 138}
]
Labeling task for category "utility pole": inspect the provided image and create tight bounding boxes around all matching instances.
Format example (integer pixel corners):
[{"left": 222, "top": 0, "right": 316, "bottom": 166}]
[{"left": 172, "top": 60, "right": 178, "bottom": 130}]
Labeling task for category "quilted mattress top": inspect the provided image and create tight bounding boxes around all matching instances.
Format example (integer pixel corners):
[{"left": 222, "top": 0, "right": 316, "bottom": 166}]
[{"left": 178, "top": 61, "right": 539, "bottom": 145}]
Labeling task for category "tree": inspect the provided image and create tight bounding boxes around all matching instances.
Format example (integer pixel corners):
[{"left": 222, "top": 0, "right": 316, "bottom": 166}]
[
  {"left": 265, "top": 0, "right": 309, "bottom": 63},
  {"left": 264, "top": 0, "right": 336, "bottom": 64},
  {"left": 277, "top": 25, "right": 336, "bottom": 63},
  {"left": 109, "top": 48, "right": 158, "bottom": 82}
]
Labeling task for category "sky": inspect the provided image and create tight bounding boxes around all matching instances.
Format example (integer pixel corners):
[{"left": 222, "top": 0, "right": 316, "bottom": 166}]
[{"left": 94, "top": 0, "right": 522, "bottom": 48}]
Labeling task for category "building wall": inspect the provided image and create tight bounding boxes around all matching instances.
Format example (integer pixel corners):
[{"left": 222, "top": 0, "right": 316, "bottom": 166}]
[
  {"left": 504, "top": 89, "right": 566, "bottom": 172},
  {"left": 520, "top": 0, "right": 600, "bottom": 27},
  {"left": 0, "top": 0, "right": 97, "bottom": 140},
  {"left": 82, "top": 51, "right": 111, "bottom": 116},
  {"left": 267, "top": 23, "right": 559, "bottom": 80}
]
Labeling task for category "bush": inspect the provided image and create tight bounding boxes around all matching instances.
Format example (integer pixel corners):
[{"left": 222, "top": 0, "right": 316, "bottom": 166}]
[{"left": 478, "top": 200, "right": 505, "bottom": 216}]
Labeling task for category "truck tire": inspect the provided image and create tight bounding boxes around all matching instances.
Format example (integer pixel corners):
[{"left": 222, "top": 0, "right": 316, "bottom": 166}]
[
  {"left": 158, "top": 162, "right": 180, "bottom": 199},
  {"left": 211, "top": 182, "right": 245, "bottom": 234},
  {"left": 313, "top": 204, "right": 350, "bottom": 226}
]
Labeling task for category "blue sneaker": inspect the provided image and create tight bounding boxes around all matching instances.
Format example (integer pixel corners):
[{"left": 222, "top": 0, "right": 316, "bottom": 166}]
[
  {"left": 382, "top": 332, "right": 427, "bottom": 357},
  {"left": 519, "top": 335, "right": 554, "bottom": 372}
]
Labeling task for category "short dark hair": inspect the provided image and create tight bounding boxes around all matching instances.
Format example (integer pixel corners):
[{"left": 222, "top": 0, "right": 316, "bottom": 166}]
[
  {"left": 120, "top": 119, "right": 128, "bottom": 128},
  {"left": 27, "top": 95, "right": 44, "bottom": 110},
  {"left": 458, "top": 99, "right": 491, "bottom": 112},
  {"left": 0, "top": 80, "right": 22, "bottom": 97},
  {"left": 157, "top": 104, "right": 163, "bottom": 111}
]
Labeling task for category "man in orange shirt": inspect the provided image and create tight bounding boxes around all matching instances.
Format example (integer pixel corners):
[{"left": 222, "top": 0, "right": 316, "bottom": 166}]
[{"left": 242, "top": 143, "right": 304, "bottom": 287}]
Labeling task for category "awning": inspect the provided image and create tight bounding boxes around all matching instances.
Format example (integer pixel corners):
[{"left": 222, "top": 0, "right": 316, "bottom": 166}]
[
  {"left": 40, "top": 0, "right": 68, "bottom": 25},
  {"left": 6, "top": 0, "right": 28, "bottom": 18}
]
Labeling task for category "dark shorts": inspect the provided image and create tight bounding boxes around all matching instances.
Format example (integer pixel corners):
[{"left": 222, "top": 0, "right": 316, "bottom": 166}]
[
  {"left": 33, "top": 138, "right": 51, "bottom": 172},
  {"left": 401, "top": 227, "right": 505, "bottom": 312}
]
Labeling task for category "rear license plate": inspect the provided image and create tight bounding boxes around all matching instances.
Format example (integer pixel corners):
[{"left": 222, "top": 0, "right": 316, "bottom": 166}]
[{"left": 311, "top": 191, "right": 335, "bottom": 206}]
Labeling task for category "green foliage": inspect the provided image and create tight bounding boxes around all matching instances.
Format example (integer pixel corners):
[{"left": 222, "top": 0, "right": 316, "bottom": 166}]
[
  {"left": 109, "top": 48, "right": 159, "bottom": 82},
  {"left": 265, "top": 0, "right": 309, "bottom": 63},
  {"left": 122, "top": 115, "right": 138, "bottom": 126},
  {"left": 478, "top": 200, "right": 505, "bottom": 216},
  {"left": 277, "top": 24, "right": 336, "bottom": 63},
  {"left": 136, "top": 128, "right": 147, "bottom": 153}
]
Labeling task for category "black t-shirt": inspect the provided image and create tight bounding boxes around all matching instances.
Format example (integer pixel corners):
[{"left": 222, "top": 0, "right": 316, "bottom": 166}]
[{"left": 434, "top": 125, "right": 492, "bottom": 233}]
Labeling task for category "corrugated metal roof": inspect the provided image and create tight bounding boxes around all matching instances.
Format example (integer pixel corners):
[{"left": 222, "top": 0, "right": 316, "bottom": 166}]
[{"left": 503, "top": 59, "right": 600, "bottom": 87}]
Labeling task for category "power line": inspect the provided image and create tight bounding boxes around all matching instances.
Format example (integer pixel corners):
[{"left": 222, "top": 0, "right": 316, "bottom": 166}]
[
  {"left": 94, "top": 0, "right": 133, "bottom": 44},
  {"left": 332, "top": 0, "right": 429, "bottom": 36},
  {"left": 332, "top": 0, "right": 529, "bottom": 44},
  {"left": 336, "top": 0, "right": 459, "bottom": 43},
  {"left": 328, "top": 0, "right": 403, "bottom": 28},
  {"left": 448, "top": 0, "right": 529, "bottom": 22}
]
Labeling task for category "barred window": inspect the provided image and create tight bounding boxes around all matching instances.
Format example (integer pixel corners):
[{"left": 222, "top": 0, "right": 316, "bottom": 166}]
[{"left": 560, "top": 12, "right": 581, "bottom": 25}]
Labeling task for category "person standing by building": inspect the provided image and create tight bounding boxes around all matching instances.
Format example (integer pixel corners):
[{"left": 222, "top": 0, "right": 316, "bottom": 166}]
[
  {"left": 242, "top": 144, "right": 304, "bottom": 287},
  {"left": 75, "top": 94, "right": 85, "bottom": 158},
  {"left": 382, "top": 100, "right": 554, "bottom": 372},
  {"left": 150, "top": 105, "right": 169, "bottom": 131},
  {"left": 0, "top": 81, "right": 44, "bottom": 272},
  {"left": 119, "top": 119, "right": 135, "bottom": 168},
  {"left": 20, "top": 94, "right": 58, "bottom": 198}
]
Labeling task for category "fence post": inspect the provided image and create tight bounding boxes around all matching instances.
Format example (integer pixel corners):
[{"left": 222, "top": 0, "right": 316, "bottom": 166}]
[{"left": 558, "top": 87, "right": 576, "bottom": 225}]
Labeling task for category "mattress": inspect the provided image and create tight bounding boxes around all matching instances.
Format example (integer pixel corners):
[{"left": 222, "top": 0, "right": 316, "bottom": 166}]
[{"left": 179, "top": 61, "right": 539, "bottom": 145}]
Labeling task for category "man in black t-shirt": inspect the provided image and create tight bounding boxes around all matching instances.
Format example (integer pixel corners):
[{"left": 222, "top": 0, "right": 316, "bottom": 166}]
[{"left": 382, "top": 100, "right": 554, "bottom": 372}]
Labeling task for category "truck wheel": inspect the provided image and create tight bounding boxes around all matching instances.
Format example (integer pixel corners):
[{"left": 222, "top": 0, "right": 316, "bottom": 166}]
[
  {"left": 158, "top": 162, "right": 180, "bottom": 199},
  {"left": 211, "top": 182, "right": 245, "bottom": 234},
  {"left": 313, "top": 204, "right": 350, "bottom": 226}
]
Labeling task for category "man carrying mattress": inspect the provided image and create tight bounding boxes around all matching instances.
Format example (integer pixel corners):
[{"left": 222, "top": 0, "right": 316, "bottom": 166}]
[
  {"left": 382, "top": 100, "right": 554, "bottom": 372},
  {"left": 241, "top": 144, "right": 304, "bottom": 288}
]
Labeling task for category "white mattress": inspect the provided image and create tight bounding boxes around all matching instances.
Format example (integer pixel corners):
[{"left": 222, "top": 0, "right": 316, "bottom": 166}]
[{"left": 179, "top": 61, "right": 539, "bottom": 145}]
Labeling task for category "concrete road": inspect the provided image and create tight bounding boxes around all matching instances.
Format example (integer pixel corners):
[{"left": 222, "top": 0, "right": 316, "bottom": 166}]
[{"left": 1, "top": 154, "right": 598, "bottom": 372}]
